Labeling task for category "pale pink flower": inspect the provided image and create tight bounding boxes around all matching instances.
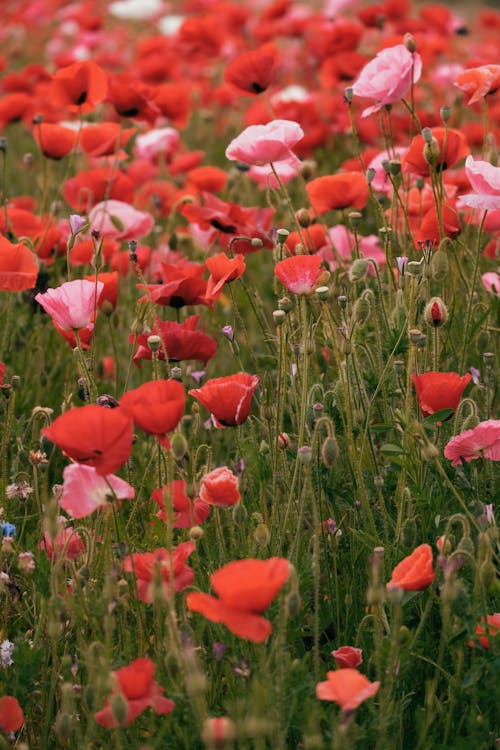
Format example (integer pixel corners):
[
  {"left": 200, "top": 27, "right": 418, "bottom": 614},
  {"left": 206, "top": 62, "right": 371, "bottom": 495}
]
[
  {"left": 352, "top": 44, "right": 422, "bottom": 118},
  {"left": 89, "top": 200, "right": 154, "bottom": 241},
  {"left": 460, "top": 156, "right": 500, "bottom": 211},
  {"left": 444, "top": 420, "right": 500, "bottom": 466},
  {"left": 35, "top": 279, "right": 103, "bottom": 330},
  {"left": 248, "top": 156, "right": 300, "bottom": 188},
  {"left": 39, "top": 527, "right": 85, "bottom": 560},
  {"left": 367, "top": 148, "right": 407, "bottom": 194},
  {"left": 225, "top": 120, "right": 304, "bottom": 166},
  {"left": 319, "top": 226, "right": 385, "bottom": 272},
  {"left": 199, "top": 466, "right": 241, "bottom": 507},
  {"left": 61, "top": 464, "right": 135, "bottom": 518},
  {"left": 482, "top": 272, "right": 500, "bottom": 296},
  {"left": 134, "top": 127, "right": 180, "bottom": 160}
]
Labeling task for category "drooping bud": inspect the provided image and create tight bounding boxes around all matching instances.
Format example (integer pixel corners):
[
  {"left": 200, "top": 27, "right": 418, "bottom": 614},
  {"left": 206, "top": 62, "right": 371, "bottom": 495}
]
[{"left": 348, "top": 258, "right": 369, "bottom": 282}]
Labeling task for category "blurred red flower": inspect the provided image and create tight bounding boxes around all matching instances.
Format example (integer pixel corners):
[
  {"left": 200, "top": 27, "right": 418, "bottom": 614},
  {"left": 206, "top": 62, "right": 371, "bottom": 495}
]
[
  {"left": 139, "top": 262, "right": 214, "bottom": 309},
  {"left": 131, "top": 315, "right": 217, "bottom": 367},
  {"left": 306, "top": 173, "right": 369, "bottom": 214},
  {"left": 0, "top": 236, "right": 38, "bottom": 292},
  {"left": 94, "top": 658, "right": 174, "bottom": 728},
  {"left": 186, "top": 557, "right": 290, "bottom": 642},
  {"left": 456, "top": 64, "right": 500, "bottom": 105},
  {"left": 123, "top": 542, "right": 195, "bottom": 603},
  {"left": 469, "top": 613, "right": 500, "bottom": 649},
  {"left": 224, "top": 42, "right": 280, "bottom": 95},
  {"left": 42, "top": 405, "right": 134, "bottom": 475},
  {"left": 205, "top": 252, "right": 246, "bottom": 296},
  {"left": 33, "top": 123, "right": 77, "bottom": 160},
  {"left": 152, "top": 480, "right": 210, "bottom": 528},
  {"left": 403, "top": 127, "right": 468, "bottom": 176},
  {"left": 199, "top": 467, "right": 241, "bottom": 507},
  {"left": 316, "top": 668, "right": 379, "bottom": 712},
  {"left": 387, "top": 544, "right": 435, "bottom": 591},
  {"left": 50, "top": 60, "right": 108, "bottom": 112},
  {"left": 0, "top": 696, "right": 24, "bottom": 732},
  {"left": 274, "top": 254, "right": 327, "bottom": 295},
  {"left": 332, "top": 646, "right": 363, "bottom": 669},
  {"left": 189, "top": 372, "right": 259, "bottom": 427}
]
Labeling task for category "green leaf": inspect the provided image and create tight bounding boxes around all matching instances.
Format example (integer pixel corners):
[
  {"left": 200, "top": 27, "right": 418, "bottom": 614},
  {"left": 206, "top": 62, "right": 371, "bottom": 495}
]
[
  {"left": 109, "top": 213, "right": 125, "bottom": 231},
  {"left": 380, "top": 443, "right": 405, "bottom": 455},
  {"left": 423, "top": 408, "right": 454, "bottom": 426}
]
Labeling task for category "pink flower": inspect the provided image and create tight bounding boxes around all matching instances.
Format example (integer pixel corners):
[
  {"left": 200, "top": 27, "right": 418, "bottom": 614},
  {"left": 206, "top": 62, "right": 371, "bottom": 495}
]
[
  {"left": 61, "top": 464, "right": 135, "bottom": 519},
  {"left": 367, "top": 148, "right": 407, "bottom": 194},
  {"left": 199, "top": 467, "right": 240, "bottom": 507},
  {"left": 134, "top": 127, "right": 180, "bottom": 160},
  {"left": 248, "top": 156, "right": 300, "bottom": 188},
  {"left": 39, "top": 526, "right": 85, "bottom": 560},
  {"left": 352, "top": 44, "right": 422, "bottom": 118},
  {"left": 460, "top": 156, "right": 500, "bottom": 211},
  {"left": 35, "top": 279, "right": 103, "bottom": 330},
  {"left": 274, "top": 254, "right": 327, "bottom": 295},
  {"left": 225, "top": 120, "right": 304, "bottom": 166},
  {"left": 332, "top": 646, "right": 363, "bottom": 669},
  {"left": 444, "top": 420, "right": 500, "bottom": 465},
  {"left": 88, "top": 200, "right": 154, "bottom": 241},
  {"left": 482, "top": 272, "right": 500, "bottom": 296}
]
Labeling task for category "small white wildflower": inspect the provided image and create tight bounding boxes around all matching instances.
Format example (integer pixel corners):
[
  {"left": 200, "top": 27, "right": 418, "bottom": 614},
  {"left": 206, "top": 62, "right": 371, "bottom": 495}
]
[{"left": 0, "top": 639, "right": 15, "bottom": 667}]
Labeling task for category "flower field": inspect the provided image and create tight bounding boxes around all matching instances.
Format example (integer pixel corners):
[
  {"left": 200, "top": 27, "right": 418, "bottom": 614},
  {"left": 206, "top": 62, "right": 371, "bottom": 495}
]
[{"left": 0, "top": 0, "right": 499, "bottom": 748}]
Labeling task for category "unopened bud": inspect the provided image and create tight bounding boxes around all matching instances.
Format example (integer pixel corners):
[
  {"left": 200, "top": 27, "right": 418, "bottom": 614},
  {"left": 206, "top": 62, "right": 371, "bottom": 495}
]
[
  {"left": 403, "top": 32, "right": 416, "bottom": 52},
  {"left": 298, "top": 445, "right": 313, "bottom": 464},
  {"left": 348, "top": 258, "right": 369, "bottom": 282},
  {"left": 171, "top": 432, "right": 188, "bottom": 460},
  {"left": 232, "top": 502, "right": 247, "bottom": 525},
  {"left": 440, "top": 105, "right": 451, "bottom": 123},
  {"left": 189, "top": 525, "right": 204, "bottom": 541},
  {"left": 273, "top": 309, "right": 286, "bottom": 326},
  {"left": 285, "top": 589, "right": 302, "bottom": 617},
  {"left": 201, "top": 717, "right": 236, "bottom": 748},
  {"left": 251, "top": 237, "right": 263, "bottom": 248},
  {"left": 296, "top": 208, "right": 311, "bottom": 227},
  {"left": 254, "top": 522, "right": 270, "bottom": 546},
  {"left": 424, "top": 297, "right": 448, "bottom": 327},
  {"left": 348, "top": 211, "right": 363, "bottom": 229},
  {"left": 278, "top": 296, "right": 292, "bottom": 313},
  {"left": 110, "top": 692, "right": 128, "bottom": 726}
]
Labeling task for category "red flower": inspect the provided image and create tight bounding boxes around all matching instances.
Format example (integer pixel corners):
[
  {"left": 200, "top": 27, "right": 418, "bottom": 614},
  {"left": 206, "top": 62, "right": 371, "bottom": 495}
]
[
  {"left": 63, "top": 167, "right": 134, "bottom": 211},
  {"left": 413, "top": 203, "right": 461, "bottom": 247},
  {"left": 456, "top": 65, "right": 500, "bottom": 105},
  {"left": 444, "top": 420, "right": 500, "bottom": 466},
  {"left": 123, "top": 542, "right": 195, "bottom": 603},
  {"left": 94, "top": 658, "right": 175, "bottom": 728},
  {"left": 274, "top": 254, "right": 327, "bottom": 295},
  {"left": 0, "top": 696, "right": 24, "bottom": 732},
  {"left": 332, "top": 646, "right": 363, "bottom": 669},
  {"left": 186, "top": 557, "right": 290, "bottom": 642},
  {"left": 154, "top": 83, "right": 191, "bottom": 128},
  {"left": 469, "top": 613, "right": 500, "bottom": 649},
  {"left": 139, "top": 262, "right": 214, "bottom": 309},
  {"left": 84, "top": 271, "right": 119, "bottom": 310},
  {"left": 0, "top": 236, "right": 38, "bottom": 291},
  {"left": 50, "top": 60, "right": 108, "bottom": 112},
  {"left": 189, "top": 373, "right": 259, "bottom": 427},
  {"left": 412, "top": 372, "right": 471, "bottom": 418},
  {"left": 199, "top": 467, "right": 241, "bottom": 507},
  {"left": 387, "top": 544, "right": 435, "bottom": 591},
  {"left": 107, "top": 73, "right": 159, "bottom": 122},
  {"left": 306, "top": 173, "right": 369, "bottom": 214},
  {"left": 205, "top": 252, "right": 246, "bottom": 296},
  {"left": 120, "top": 379, "right": 185, "bottom": 449},
  {"left": 80, "top": 123, "right": 136, "bottom": 158},
  {"left": 187, "top": 166, "right": 228, "bottom": 194},
  {"left": 316, "top": 668, "right": 379, "bottom": 712},
  {"left": 33, "top": 123, "right": 77, "bottom": 160},
  {"left": 130, "top": 315, "right": 217, "bottom": 367},
  {"left": 403, "top": 127, "right": 468, "bottom": 176},
  {"left": 41, "top": 405, "right": 134, "bottom": 476},
  {"left": 152, "top": 480, "right": 210, "bottom": 528},
  {"left": 224, "top": 42, "right": 280, "bottom": 95}
]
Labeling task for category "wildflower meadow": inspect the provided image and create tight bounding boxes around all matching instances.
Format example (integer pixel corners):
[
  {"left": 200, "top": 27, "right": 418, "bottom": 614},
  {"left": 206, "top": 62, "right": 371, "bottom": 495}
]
[{"left": 0, "top": 0, "right": 499, "bottom": 747}]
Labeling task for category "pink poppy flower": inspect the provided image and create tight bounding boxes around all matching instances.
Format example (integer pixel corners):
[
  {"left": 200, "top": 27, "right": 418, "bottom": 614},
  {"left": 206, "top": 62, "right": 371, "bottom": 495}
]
[
  {"left": 274, "top": 254, "right": 327, "bottom": 295},
  {"left": 35, "top": 279, "right": 103, "bottom": 330},
  {"left": 316, "top": 668, "right": 380, "bottom": 712},
  {"left": 199, "top": 467, "right": 240, "bottom": 508},
  {"left": 225, "top": 120, "right": 304, "bottom": 166},
  {"left": 482, "top": 272, "right": 500, "bottom": 296},
  {"left": 134, "top": 127, "right": 180, "bottom": 160},
  {"left": 152, "top": 480, "right": 210, "bottom": 528},
  {"left": 352, "top": 44, "right": 422, "bottom": 118},
  {"left": 123, "top": 542, "right": 195, "bottom": 603},
  {"left": 444, "top": 420, "right": 500, "bottom": 465},
  {"left": 248, "top": 156, "right": 301, "bottom": 188},
  {"left": 332, "top": 646, "right": 363, "bottom": 669},
  {"left": 460, "top": 156, "right": 500, "bottom": 211},
  {"left": 39, "top": 526, "right": 85, "bottom": 561},
  {"left": 61, "top": 464, "right": 135, "bottom": 519},
  {"left": 88, "top": 200, "right": 154, "bottom": 241}
]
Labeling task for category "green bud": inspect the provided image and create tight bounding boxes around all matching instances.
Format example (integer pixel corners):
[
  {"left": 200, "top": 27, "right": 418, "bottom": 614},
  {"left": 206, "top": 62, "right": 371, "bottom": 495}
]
[{"left": 348, "top": 258, "right": 369, "bottom": 282}]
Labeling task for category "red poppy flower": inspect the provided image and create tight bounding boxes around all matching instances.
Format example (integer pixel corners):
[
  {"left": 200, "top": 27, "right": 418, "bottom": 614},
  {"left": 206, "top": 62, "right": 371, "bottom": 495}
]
[
  {"left": 187, "top": 166, "right": 228, "bottom": 194},
  {"left": 456, "top": 65, "right": 500, "bottom": 105},
  {"left": 224, "top": 42, "right": 280, "bottom": 95},
  {"left": 153, "top": 83, "right": 191, "bottom": 128},
  {"left": 332, "top": 646, "right": 363, "bottom": 669},
  {"left": 186, "top": 557, "right": 290, "bottom": 642},
  {"left": 152, "top": 480, "right": 210, "bottom": 528},
  {"left": 189, "top": 372, "right": 259, "bottom": 427},
  {"left": 412, "top": 371, "right": 471, "bottom": 418},
  {"left": 199, "top": 467, "right": 241, "bottom": 507},
  {"left": 107, "top": 73, "right": 159, "bottom": 123},
  {"left": 306, "top": 173, "right": 369, "bottom": 214},
  {"left": 169, "top": 150, "right": 205, "bottom": 175},
  {"left": 94, "top": 658, "right": 175, "bottom": 728},
  {"left": 205, "top": 252, "right": 246, "bottom": 296},
  {"left": 131, "top": 315, "right": 217, "bottom": 367},
  {"left": 120, "top": 379, "right": 185, "bottom": 449},
  {"left": 0, "top": 236, "right": 38, "bottom": 291},
  {"left": 413, "top": 203, "right": 461, "bottom": 247},
  {"left": 403, "top": 127, "right": 468, "bottom": 176},
  {"left": 50, "top": 60, "right": 108, "bottom": 112},
  {"left": 53, "top": 321, "right": 95, "bottom": 350},
  {"left": 285, "top": 224, "right": 327, "bottom": 254},
  {"left": 0, "top": 696, "right": 24, "bottom": 732},
  {"left": 274, "top": 254, "right": 327, "bottom": 295},
  {"left": 63, "top": 167, "right": 134, "bottom": 211},
  {"left": 469, "top": 613, "right": 500, "bottom": 649},
  {"left": 41, "top": 405, "right": 134, "bottom": 475},
  {"left": 84, "top": 271, "right": 119, "bottom": 310},
  {"left": 139, "top": 262, "right": 214, "bottom": 309},
  {"left": 33, "top": 123, "right": 77, "bottom": 160},
  {"left": 387, "top": 543, "right": 435, "bottom": 591},
  {"left": 123, "top": 541, "right": 195, "bottom": 603},
  {"left": 80, "top": 123, "right": 136, "bottom": 158},
  {"left": 0, "top": 92, "right": 35, "bottom": 128},
  {"left": 316, "top": 668, "right": 379, "bottom": 712}
]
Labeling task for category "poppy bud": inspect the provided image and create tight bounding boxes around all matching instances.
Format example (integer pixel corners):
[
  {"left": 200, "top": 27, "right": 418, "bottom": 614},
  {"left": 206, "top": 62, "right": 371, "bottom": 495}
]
[
  {"left": 54, "top": 712, "right": 72, "bottom": 740},
  {"left": 232, "top": 502, "right": 247, "bottom": 525},
  {"left": 315, "top": 285, "right": 329, "bottom": 301},
  {"left": 348, "top": 258, "right": 369, "bottom": 282},
  {"left": 320, "top": 436, "right": 339, "bottom": 468},
  {"left": 353, "top": 294, "right": 371, "bottom": 327},
  {"left": 110, "top": 692, "right": 128, "bottom": 726},
  {"left": 440, "top": 105, "right": 451, "bottom": 123},
  {"left": 276, "top": 228, "right": 289, "bottom": 245},
  {"left": 389, "top": 159, "right": 402, "bottom": 176},
  {"left": 273, "top": 309, "right": 286, "bottom": 326},
  {"left": 403, "top": 33, "right": 416, "bottom": 52},
  {"left": 278, "top": 432, "right": 290, "bottom": 449},
  {"left": 431, "top": 250, "right": 449, "bottom": 280},
  {"left": 298, "top": 445, "right": 313, "bottom": 464},
  {"left": 254, "top": 523, "right": 270, "bottom": 546},
  {"left": 344, "top": 87, "right": 353, "bottom": 103},
  {"left": 189, "top": 525, "right": 204, "bottom": 541},
  {"left": 285, "top": 589, "right": 302, "bottom": 618},
  {"left": 278, "top": 297, "right": 292, "bottom": 313},
  {"left": 424, "top": 139, "right": 440, "bottom": 164},
  {"left": 171, "top": 432, "right": 188, "bottom": 460},
  {"left": 424, "top": 297, "right": 448, "bottom": 327},
  {"left": 348, "top": 211, "right": 362, "bottom": 229},
  {"left": 296, "top": 208, "right": 311, "bottom": 227},
  {"left": 251, "top": 237, "right": 263, "bottom": 248},
  {"left": 366, "top": 167, "right": 376, "bottom": 185},
  {"left": 299, "top": 160, "right": 316, "bottom": 180}
]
